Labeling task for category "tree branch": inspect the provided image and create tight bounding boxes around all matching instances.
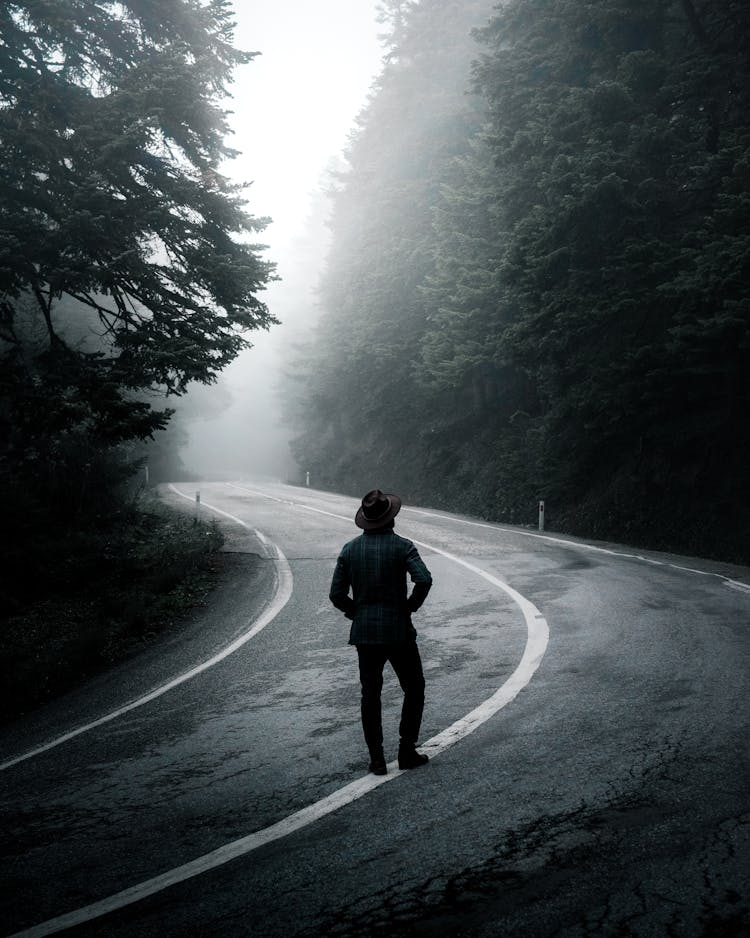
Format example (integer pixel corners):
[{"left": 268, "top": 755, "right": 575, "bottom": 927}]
[{"left": 31, "top": 283, "right": 62, "bottom": 349}]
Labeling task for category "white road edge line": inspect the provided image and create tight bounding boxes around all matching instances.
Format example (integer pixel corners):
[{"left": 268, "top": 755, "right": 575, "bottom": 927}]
[
  {"left": 403, "top": 506, "right": 750, "bottom": 593},
  {"left": 234, "top": 483, "right": 749, "bottom": 592},
  {"left": 11, "top": 484, "right": 549, "bottom": 938},
  {"left": 0, "top": 486, "right": 293, "bottom": 773}
]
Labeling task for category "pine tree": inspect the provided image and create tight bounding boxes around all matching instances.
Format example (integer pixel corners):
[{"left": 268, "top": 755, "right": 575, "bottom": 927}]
[
  {"left": 286, "top": 0, "right": 750, "bottom": 558},
  {"left": 468, "top": 0, "right": 750, "bottom": 550},
  {"left": 0, "top": 0, "right": 275, "bottom": 457},
  {"left": 289, "top": 0, "right": 496, "bottom": 496}
]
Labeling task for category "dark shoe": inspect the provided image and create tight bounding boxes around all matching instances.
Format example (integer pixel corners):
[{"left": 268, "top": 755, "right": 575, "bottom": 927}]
[
  {"left": 368, "top": 753, "right": 387, "bottom": 775},
  {"left": 398, "top": 747, "right": 429, "bottom": 770}
]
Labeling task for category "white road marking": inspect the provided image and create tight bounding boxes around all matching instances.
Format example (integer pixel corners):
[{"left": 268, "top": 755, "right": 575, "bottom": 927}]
[
  {"left": 11, "top": 484, "right": 549, "bottom": 937},
  {"left": 234, "top": 483, "right": 750, "bottom": 593},
  {"left": 403, "top": 506, "right": 750, "bottom": 593},
  {"left": 725, "top": 580, "right": 750, "bottom": 594},
  {"left": 0, "top": 487, "right": 293, "bottom": 773}
]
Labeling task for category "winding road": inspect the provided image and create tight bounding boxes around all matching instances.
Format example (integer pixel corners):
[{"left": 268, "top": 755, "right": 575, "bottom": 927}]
[{"left": 1, "top": 481, "right": 748, "bottom": 937}]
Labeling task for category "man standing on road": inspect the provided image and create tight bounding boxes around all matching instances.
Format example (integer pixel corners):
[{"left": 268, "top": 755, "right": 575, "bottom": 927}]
[{"left": 330, "top": 489, "right": 432, "bottom": 776}]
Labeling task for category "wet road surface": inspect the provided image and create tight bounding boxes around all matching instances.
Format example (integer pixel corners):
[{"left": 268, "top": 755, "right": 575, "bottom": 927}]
[{"left": 1, "top": 482, "right": 748, "bottom": 937}]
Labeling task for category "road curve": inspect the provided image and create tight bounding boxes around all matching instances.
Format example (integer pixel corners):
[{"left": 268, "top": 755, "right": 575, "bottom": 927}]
[{"left": 1, "top": 481, "right": 748, "bottom": 937}]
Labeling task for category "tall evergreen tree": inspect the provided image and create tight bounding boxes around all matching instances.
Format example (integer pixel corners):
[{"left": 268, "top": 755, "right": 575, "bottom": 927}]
[
  {"left": 290, "top": 0, "right": 496, "bottom": 495},
  {"left": 467, "top": 0, "right": 750, "bottom": 549},
  {"left": 0, "top": 0, "right": 275, "bottom": 461},
  {"left": 287, "top": 0, "right": 750, "bottom": 559}
]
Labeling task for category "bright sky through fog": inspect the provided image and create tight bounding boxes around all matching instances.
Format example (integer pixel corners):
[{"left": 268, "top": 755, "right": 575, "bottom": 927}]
[
  {"left": 224, "top": 1, "right": 383, "bottom": 255},
  {"left": 181, "top": 2, "right": 384, "bottom": 477}
]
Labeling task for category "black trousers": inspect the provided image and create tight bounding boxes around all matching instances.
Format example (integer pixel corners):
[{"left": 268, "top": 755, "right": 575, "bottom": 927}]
[{"left": 356, "top": 641, "right": 425, "bottom": 755}]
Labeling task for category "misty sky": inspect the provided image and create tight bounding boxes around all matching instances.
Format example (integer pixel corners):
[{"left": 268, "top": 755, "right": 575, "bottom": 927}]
[
  {"left": 229, "top": 2, "right": 382, "bottom": 241},
  {"left": 180, "top": 1, "right": 384, "bottom": 479}
]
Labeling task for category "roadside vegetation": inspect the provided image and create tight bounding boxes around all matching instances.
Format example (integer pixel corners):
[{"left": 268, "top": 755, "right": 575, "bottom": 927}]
[
  {"left": 0, "top": 490, "right": 224, "bottom": 725},
  {"left": 0, "top": 3, "right": 273, "bottom": 722},
  {"left": 288, "top": 0, "right": 750, "bottom": 564},
  {"left": 0, "top": 493, "right": 223, "bottom": 721}
]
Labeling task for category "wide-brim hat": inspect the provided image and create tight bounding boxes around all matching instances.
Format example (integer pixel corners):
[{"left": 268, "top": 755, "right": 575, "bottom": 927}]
[{"left": 355, "top": 489, "right": 402, "bottom": 530}]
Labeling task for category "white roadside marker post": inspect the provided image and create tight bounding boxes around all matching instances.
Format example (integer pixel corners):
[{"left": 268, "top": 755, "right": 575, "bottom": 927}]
[
  {"left": 196, "top": 490, "right": 201, "bottom": 520},
  {"left": 538, "top": 500, "right": 545, "bottom": 532},
  {"left": 305, "top": 471, "right": 310, "bottom": 487}
]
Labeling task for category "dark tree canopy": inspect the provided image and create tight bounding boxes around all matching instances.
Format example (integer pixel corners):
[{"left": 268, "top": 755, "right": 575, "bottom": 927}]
[
  {"left": 288, "top": 0, "right": 496, "bottom": 492},
  {"left": 0, "top": 0, "right": 275, "bottom": 450},
  {"left": 287, "top": 0, "right": 750, "bottom": 562}
]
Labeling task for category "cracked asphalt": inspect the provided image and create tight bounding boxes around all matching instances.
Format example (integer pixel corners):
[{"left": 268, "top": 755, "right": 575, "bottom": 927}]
[{"left": 1, "top": 482, "right": 748, "bottom": 937}]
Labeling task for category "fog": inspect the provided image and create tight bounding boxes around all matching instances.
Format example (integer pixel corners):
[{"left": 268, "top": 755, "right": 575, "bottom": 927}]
[{"left": 177, "top": 2, "right": 383, "bottom": 482}]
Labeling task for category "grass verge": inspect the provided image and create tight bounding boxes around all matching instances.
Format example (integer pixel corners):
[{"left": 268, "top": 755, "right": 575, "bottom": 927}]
[{"left": 0, "top": 495, "right": 225, "bottom": 725}]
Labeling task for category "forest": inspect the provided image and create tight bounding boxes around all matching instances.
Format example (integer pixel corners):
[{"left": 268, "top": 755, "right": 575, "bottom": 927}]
[
  {"left": 0, "top": 1, "right": 274, "bottom": 715},
  {"left": 287, "top": 0, "right": 750, "bottom": 563},
  {"left": 1, "top": 0, "right": 749, "bottom": 715}
]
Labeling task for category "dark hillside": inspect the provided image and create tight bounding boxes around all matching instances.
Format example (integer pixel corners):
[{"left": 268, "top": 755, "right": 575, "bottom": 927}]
[{"left": 287, "top": 0, "right": 750, "bottom": 562}]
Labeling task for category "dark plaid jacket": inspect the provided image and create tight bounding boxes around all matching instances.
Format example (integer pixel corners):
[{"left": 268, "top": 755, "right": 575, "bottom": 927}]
[{"left": 329, "top": 528, "right": 432, "bottom": 645}]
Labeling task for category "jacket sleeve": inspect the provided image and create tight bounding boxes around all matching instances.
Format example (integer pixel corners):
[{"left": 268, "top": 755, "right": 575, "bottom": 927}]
[
  {"left": 329, "top": 549, "right": 355, "bottom": 619},
  {"left": 405, "top": 543, "right": 432, "bottom": 613}
]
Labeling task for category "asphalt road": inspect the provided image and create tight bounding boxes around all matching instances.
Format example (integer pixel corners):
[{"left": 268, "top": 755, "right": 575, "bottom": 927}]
[{"left": 1, "top": 481, "right": 749, "bottom": 938}]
